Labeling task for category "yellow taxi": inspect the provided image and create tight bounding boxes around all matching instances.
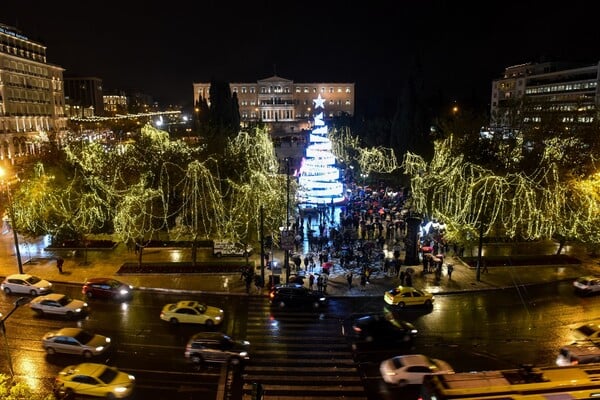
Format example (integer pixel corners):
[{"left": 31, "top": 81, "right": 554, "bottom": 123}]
[
  {"left": 54, "top": 362, "right": 135, "bottom": 399},
  {"left": 384, "top": 285, "right": 434, "bottom": 308}
]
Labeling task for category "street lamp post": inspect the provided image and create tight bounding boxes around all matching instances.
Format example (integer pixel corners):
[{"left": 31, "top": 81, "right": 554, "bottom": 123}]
[
  {"left": 285, "top": 158, "right": 290, "bottom": 284},
  {"left": 1, "top": 297, "right": 31, "bottom": 378},
  {"left": 0, "top": 168, "right": 23, "bottom": 274}
]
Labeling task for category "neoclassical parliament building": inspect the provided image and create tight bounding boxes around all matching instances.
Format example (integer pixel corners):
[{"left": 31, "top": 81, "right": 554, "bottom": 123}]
[{"left": 193, "top": 76, "right": 355, "bottom": 134}]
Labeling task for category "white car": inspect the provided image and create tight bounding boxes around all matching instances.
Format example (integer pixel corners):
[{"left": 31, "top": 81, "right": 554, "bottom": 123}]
[
  {"left": 573, "top": 276, "right": 600, "bottom": 295},
  {"left": 1, "top": 273, "right": 52, "bottom": 296},
  {"left": 30, "top": 293, "right": 88, "bottom": 318},
  {"left": 379, "top": 354, "right": 454, "bottom": 386},
  {"left": 160, "top": 300, "right": 224, "bottom": 326},
  {"left": 43, "top": 327, "right": 111, "bottom": 358}
]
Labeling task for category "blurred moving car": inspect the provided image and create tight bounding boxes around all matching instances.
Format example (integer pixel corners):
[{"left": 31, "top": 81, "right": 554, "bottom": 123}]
[
  {"left": 185, "top": 331, "right": 250, "bottom": 365},
  {"left": 384, "top": 285, "right": 434, "bottom": 308},
  {"left": 160, "top": 300, "right": 224, "bottom": 326},
  {"left": 556, "top": 343, "right": 600, "bottom": 366},
  {"left": 54, "top": 362, "right": 135, "bottom": 399},
  {"left": 573, "top": 276, "right": 600, "bottom": 296},
  {"left": 82, "top": 278, "right": 133, "bottom": 300},
  {"left": 342, "top": 312, "right": 418, "bottom": 350},
  {"left": 1, "top": 273, "right": 52, "bottom": 296},
  {"left": 571, "top": 322, "right": 600, "bottom": 343},
  {"left": 30, "top": 293, "right": 88, "bottom": 318},
  {"left": 379, "top": 354, "right": 454, "bottom": 386},
  {"left": 269, "top": 284, "right": 327, "bottom": 309},
  {"left": 43, "top": 327, "right": 111, "bottom": 358}
]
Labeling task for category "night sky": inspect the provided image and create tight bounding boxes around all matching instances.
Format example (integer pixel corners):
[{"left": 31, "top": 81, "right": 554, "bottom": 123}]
[{"left": 3, "top": 1, "right": 598, "bottom": 115}]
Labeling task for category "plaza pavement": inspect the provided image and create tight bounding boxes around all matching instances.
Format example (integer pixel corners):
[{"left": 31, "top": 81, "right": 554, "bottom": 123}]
[{"left": 0, "top": 230, "right": 598, "bottom": 299}]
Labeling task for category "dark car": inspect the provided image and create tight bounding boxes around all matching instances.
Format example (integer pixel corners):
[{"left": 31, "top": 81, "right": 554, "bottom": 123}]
[
  {"left": 342, "top": 312, "right": 418, "bottom": 350},
  {"left": 269, "top": 284, "right": 327, "bottom": 309},
  {"left": 82, "top": 278, "right": 133, "bottom": 300}
]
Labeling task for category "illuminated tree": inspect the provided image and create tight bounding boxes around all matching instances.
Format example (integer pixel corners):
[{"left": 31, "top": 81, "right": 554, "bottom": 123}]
[
  {"left": 404, "top": 134, "right": 600, "bottom": 254},
  {"left": 168, "top": 159, "right": 226, "bottom": 264},
  {"left": 223, "top": 127, "right": 288, "bottom": 250},
  {"left": 330, "top": 126, "right": 399, "bottom": 177},
  {"left": 11, "top": 163, "right": 61, "bottom": 239},
  {"left": 0, "top": 373, "right": 54, "bottom": 400},
  {"left": 62, "top": 171, "right": 112, "bottom": 264},
  {"left": 113, "top": 178, "right": 167, "bottom": 265}
]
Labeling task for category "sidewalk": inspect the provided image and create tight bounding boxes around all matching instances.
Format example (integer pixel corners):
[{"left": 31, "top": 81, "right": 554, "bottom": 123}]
[{"left": 1, "top": 231, "right": 598, "bottom": 298}]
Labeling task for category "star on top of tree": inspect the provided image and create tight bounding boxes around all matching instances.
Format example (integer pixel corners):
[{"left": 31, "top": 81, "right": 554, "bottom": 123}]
[{"left": 313, "top": 94, "right": 325, "bottom": 109}]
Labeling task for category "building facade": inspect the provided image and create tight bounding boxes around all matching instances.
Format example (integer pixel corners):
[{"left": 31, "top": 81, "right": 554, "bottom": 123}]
[
  {"left": 64, "top": 76, "right": 104, "bottom": 117},
  {"left": 103, "top": 90, "right": 128, "bottom": 116},
  {"left": 490, "top": 61, "right": 600, "bottom": 131},
  {"left": 193, "top": 75, "right": 355, "bottom": 134},
  {"left": 0, "top": 23, "right": 67, "bottom": 163}
]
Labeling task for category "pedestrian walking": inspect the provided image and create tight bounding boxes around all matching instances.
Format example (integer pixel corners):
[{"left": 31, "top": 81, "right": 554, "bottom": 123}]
[
  {"left": 405, "top": 271, "right": 413, "bottom": 287},
  {"left": 360, "top": 273, "right": 367, "bottom": 291},
  {"left": 482, "top": 260, "right": 489, "bottom": 274},
  {"left": 322, "top": 273, "right": 328, "bottom": 294},
  {"left": 56, "top": 257, "right": 64, "bottom": 273},
  {"left": 317, "top": 275, "right": 323, "bottom": 292},
  {"left": 309, "top": 273, "right": 315, "bottom": 290},
  {"left": 346, "top": 272, "right": 353, "bottom": 289},
  {"left": 399, "top": 270, "right": 405, "bottom": 285},
  {"left": 447, "top": 263, "right": 454, "bottom": 279},
  {"left": 254, "top": 275, "right": 263, "bottom": 293}
]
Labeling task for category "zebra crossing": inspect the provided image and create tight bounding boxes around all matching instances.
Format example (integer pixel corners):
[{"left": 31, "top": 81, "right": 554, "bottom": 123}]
[{"left": 241, "top": 297, "right": 367, "bottom": 399}]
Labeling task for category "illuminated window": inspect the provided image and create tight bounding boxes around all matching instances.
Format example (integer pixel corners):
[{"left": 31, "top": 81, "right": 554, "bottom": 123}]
[{"left": 241, "top": 87, "right": 247, "bottom": 93}]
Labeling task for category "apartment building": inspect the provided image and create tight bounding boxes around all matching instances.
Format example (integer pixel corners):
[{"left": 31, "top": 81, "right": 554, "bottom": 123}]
[
  {"left": 0, "top": 23, "right": 67, "bottom": 163},
  {"left": 193, "top": 75, "right": 355, "bottom": 134},
  {"left": 64, "top": 76, "right": 104, "bottom": 118},
  {"left": 490, "top": 61, "right": 600, "bottom": 131}
]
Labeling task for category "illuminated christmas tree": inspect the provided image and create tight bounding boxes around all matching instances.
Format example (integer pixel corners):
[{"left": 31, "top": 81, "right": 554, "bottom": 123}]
[{"left": 298, "top": 94, "right": 345, "bottom": 206}]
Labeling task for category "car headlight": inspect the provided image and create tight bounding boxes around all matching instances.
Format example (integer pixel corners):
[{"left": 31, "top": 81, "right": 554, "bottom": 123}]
[
  {"left": 106, "top": 338, "right": 111, "bottom": 343},
  {"left": 95, "top": 346, "right": 104, "bottom": 352},
  {"left": 215, "top": 316, "right": 222, "bottom": 320},
  {"left": 114, "top": 386, "right": 128, "bottom": 393},
  {"left": 75, "top": 308, "right": 82, "bottom": 313},
  {"left": 319, "top": 297, "right": 326, "bottom": 301},
  {"left": 119, "top": 289, "right": 129, "bottom": 295},
  {"left": 410, "top": 329, "right": 418, "bottom": 334},
  {"left": 239, "top": 351, "right": 248, "bottom": 358}
]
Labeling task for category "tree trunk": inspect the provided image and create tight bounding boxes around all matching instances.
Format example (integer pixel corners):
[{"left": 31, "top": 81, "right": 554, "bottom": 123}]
[
  {"left": 555, "top": 238, "right": 566, "bottom": 255},
  {"left": 191, "top": 240, "right": 197, "bottom": 267}
]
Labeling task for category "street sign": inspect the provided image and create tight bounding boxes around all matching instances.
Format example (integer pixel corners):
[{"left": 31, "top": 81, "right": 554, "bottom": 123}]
[{"left": 281, "top": 230, "right": 294, "bottom": 251}]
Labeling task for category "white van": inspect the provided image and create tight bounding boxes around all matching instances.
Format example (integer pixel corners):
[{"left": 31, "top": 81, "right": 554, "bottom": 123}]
[
  {"left": 212, "top": 240, "right": 253, "bottom": 258},
  {"left": 556, "top": 344, "right": 600, "bottom": 366}
]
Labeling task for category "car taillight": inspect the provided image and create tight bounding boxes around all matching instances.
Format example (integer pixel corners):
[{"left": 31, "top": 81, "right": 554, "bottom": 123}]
[
  {"left": 269, "top": 292, "right": 275, "bottom": 299},
  {"left": 352, "top": 326, "right": 362, "bottom": 333}
]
